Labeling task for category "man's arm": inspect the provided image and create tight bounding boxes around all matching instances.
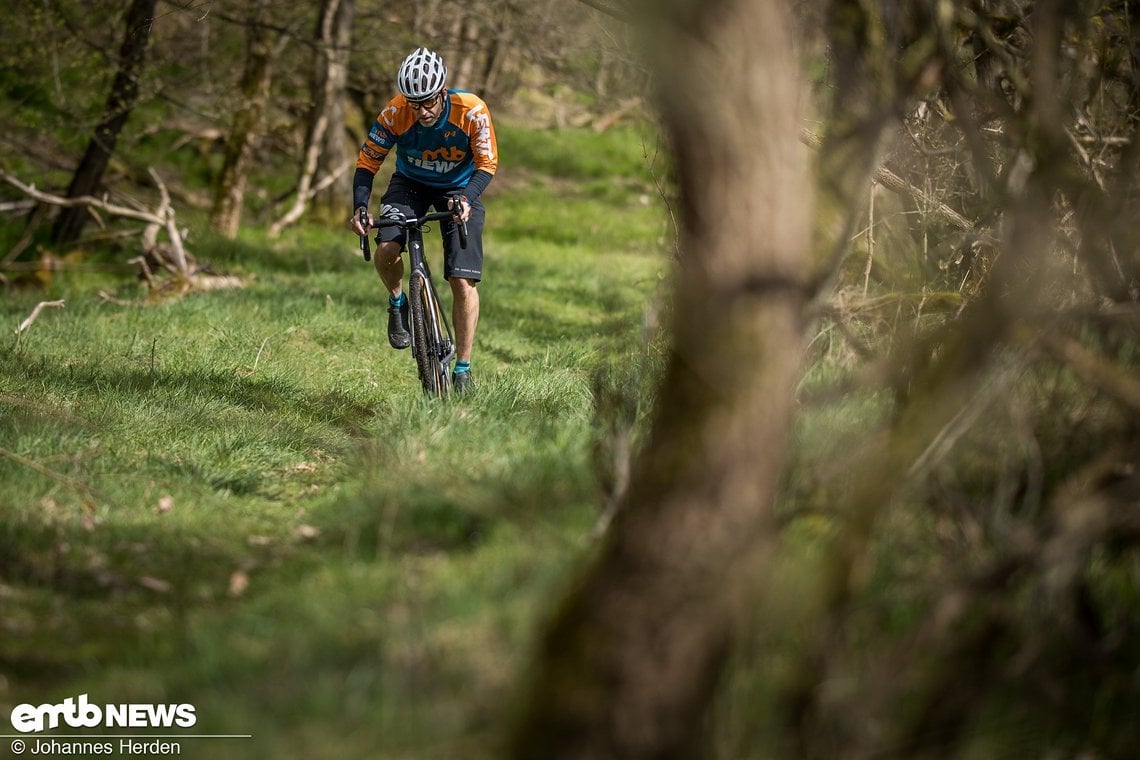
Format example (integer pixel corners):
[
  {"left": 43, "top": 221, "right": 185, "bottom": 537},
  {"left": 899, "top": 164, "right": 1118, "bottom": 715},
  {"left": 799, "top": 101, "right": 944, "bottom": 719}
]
[
  {"left": 462, "top": 168, "right": 494, "bottom": 203},
  {"left": 349, "top": 167, "right": 376, "bottom": 235},
  {"left": 353, "top": 167, "right": 376, "bottom": 210},
  {"left": 456, "top": 96, "right": 498, "bottom": 220}
]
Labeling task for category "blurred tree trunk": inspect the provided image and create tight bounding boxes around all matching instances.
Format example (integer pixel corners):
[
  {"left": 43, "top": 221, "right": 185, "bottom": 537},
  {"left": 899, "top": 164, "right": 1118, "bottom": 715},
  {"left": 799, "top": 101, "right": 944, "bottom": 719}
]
[
  {"left": 271, "top": 0, "right": 354, "bottom": 235},
  {"left": 454, "top": 16, "right": 474, "bottom": 86},
  {"left": 314, "top": 0, "right": 354, "bottom": 215},
  {"left": 508, "top": 0, "right": 811, "bottom": 757},
  {"left": 481, "top": 33, "right": 508, "bottom": 100},
  {"left": 412, "top": 0, "right": 444, "bottom": 40},
  {"left": 211, "top": 2, "right": 279, "bottom": 238},
  {"left": 476, "top": 3, "right": 514, "bottom": 100},
  {"left": 51, "top": 0, "right": 158, "bottom": 244}
]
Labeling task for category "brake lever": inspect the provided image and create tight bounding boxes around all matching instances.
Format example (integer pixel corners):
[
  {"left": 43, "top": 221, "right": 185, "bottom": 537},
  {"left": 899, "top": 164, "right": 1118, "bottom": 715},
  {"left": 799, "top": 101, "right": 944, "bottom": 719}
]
[
  {"left": 449, "top": 195, "right": 469, "bottom": 250},
  {"left": 358, "top": 207, "right": 371, "bottom": 261}
]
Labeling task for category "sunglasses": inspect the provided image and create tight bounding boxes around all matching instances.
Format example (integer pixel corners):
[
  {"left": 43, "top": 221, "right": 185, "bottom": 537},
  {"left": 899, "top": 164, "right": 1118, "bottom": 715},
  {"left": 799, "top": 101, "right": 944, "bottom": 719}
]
[{"left": 408, "top": 95, "right": 441, "bottom": 111}]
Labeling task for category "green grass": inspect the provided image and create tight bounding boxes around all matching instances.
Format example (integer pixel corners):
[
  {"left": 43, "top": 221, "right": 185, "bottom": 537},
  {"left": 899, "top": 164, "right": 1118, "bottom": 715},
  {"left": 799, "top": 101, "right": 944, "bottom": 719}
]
[
  {"left": 495, "top": 122, "right": 662, "bottom": 182},
  {"left": 0, "top": 122, "right": 667, "bottom": 758},
  {"left": 7, "top": 114, "right": 1132, "bottom": 759}
]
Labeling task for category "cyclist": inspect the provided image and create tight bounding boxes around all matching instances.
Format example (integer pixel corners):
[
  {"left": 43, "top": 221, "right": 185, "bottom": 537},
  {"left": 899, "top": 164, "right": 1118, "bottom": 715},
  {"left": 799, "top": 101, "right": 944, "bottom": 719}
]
[{"left": 348, "top": 47, "right": 498, "bottom": 393}]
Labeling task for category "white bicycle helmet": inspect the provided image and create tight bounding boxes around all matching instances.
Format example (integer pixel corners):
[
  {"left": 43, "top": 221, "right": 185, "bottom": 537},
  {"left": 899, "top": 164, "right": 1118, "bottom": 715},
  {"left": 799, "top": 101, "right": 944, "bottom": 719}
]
[{"left": 396, "top": 47, "right": 447, "bottom": 101}]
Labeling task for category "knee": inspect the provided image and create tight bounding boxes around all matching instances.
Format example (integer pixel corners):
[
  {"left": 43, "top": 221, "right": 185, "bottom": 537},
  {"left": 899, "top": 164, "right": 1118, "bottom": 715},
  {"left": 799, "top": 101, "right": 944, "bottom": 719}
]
[
  {"left": 450, "top": 277, "right": 477, "bottom": 296},
  {"left": 377, "top": 241, "right": 402, "bottom": 264}
]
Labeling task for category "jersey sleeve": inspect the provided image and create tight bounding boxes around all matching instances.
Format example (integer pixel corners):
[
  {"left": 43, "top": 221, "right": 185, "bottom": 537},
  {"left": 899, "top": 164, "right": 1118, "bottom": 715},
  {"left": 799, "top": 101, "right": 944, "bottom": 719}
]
[
  {"left": 458, "top": 97, "right": 498, "bottom": 176},
  {"left": 356, "top": 96, "right": 410, "bottom": 173}
]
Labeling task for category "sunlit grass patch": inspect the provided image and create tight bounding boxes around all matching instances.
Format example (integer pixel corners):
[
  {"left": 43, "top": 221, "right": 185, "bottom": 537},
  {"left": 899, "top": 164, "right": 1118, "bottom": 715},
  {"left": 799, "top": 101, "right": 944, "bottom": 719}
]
[{"left": 0, "top": 122, "right": 670, "bottom": 756}]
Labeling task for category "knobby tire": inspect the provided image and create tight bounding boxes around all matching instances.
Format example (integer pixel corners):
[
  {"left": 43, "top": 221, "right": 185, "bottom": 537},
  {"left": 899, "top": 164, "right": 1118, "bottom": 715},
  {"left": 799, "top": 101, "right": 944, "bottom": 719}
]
[{"left": 409, "top": 273, "right": 449, "bottom": 397}]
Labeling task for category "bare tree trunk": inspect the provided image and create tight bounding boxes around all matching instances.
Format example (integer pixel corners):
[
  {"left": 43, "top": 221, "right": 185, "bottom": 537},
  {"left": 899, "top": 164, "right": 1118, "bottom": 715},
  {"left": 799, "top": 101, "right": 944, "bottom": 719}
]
[
  {"left": 271, "top": 0, "right": 354, "bottom": 235},
  {"left": 412, "top": 0, "right": 443, "bottom": 41},
  {"left": 442, "top": 13, "right": 465, "bottom": 82},
  {"left": 454, "top": 15, "right": 480, "bottom": 89},
  {"left": 210, "top": 4, "right": 278, "bottom": 238},
  {"left": 314, "top": 0, "right": 354, "bottom": 215},
  {"left": 481, "top": 32, "right": 508, "bottom": 100},
  {"left": 508, "top": 0, "right": 811, "bottom": 757},
  {"left": 51, "top": 0, "right": 158, "bottom": 244}
]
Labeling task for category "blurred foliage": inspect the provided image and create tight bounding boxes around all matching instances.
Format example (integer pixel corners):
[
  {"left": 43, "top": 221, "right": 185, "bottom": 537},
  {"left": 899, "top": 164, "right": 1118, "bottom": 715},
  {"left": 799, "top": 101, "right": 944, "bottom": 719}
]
[{"left": 708, "top": 1, "right": 1140, "bottom": 757}]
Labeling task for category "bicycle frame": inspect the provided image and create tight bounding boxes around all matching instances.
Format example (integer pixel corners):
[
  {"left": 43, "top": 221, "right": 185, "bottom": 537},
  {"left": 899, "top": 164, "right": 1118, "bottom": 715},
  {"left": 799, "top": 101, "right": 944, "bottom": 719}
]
[
  {"left": 360, "top": 205, "right": 467, "bottom": 396},
  {"left": 406, "top": 221, "right": 454, "bottom": 395}
]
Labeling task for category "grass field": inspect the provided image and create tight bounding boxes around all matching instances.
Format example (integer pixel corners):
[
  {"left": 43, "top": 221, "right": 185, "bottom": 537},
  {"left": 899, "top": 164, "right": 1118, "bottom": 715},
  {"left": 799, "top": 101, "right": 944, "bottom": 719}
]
[
  {"left": 6, "top": 115, "right": 1133, "bottom": 759},
  {"left": 0, "top": 122, "right": 670, "bottom": 758}
]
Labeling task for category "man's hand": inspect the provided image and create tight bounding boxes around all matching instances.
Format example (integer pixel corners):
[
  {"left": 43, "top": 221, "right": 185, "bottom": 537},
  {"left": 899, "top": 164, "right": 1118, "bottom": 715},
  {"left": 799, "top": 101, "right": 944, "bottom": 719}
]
[
  {"left": 449, "top": 195, "right": 471, "bottom": 223},
  {"left": 348, "top": 206, "right": 371, "bottom": 236}
]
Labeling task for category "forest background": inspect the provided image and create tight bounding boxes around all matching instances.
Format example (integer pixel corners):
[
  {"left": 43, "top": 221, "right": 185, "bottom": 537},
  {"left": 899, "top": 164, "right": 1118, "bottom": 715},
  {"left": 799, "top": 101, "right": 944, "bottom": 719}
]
[{"left": 1, "top": 0, "right": 1138, "bottom": 758}]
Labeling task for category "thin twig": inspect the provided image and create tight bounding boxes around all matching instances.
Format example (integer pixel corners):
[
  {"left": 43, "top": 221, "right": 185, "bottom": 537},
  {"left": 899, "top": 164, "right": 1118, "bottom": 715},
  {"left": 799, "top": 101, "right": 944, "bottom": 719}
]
[
  {"left": 1040, "top": 332, "right": 1140, "bottom": 414},
  {"left": 16, "top": 300, "right": 65, "bottom": 334},
  {"left": 0, "top": 445, "right": 102, "bottom": 502},
  {"left": 575, "top": 0, "right": 632, "bottom": 23},
  {"left": 800, "top": 127, "right": 992, "bottom": 242},
  {"left": 863, "top": 180, "right": 875, "bottom": 296},
  {"left": 908, "top": 354, "right": 1030, "bottom": 478},
  {"left": 251, "top": 337, "right": 269, "bottom": 373},
  {"left": 641, "top": 133, "right": 680, "bottom": 258}
]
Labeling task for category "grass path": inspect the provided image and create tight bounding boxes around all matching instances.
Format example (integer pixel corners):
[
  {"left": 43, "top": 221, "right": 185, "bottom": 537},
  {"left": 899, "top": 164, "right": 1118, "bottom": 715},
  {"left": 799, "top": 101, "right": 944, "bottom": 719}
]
[{"left": 0, "top": 124, "right": 669, "bottom": 758}]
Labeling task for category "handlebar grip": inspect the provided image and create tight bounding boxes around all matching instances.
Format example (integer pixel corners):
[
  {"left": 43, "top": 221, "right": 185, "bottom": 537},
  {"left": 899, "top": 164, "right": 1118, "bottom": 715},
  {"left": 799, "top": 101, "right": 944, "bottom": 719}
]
[
  {"left": 358, "top": 207, "right": 371, "bottom": 261},
  {"left": 448, "top": 194, "right": 469, "bottom": 250}
]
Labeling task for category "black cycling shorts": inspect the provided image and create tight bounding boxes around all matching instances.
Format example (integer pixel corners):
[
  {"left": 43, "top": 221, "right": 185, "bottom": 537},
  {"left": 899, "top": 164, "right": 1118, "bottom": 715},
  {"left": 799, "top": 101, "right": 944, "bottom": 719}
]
[{"left": 377, "top": 173, "right": 485, "bottom": 282}]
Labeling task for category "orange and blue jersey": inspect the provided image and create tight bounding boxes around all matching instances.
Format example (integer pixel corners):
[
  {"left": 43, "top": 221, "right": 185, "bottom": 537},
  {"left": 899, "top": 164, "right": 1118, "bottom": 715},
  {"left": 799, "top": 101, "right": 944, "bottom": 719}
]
[{"left": 355, "top": 89, "right": 498, "bottom": 196}]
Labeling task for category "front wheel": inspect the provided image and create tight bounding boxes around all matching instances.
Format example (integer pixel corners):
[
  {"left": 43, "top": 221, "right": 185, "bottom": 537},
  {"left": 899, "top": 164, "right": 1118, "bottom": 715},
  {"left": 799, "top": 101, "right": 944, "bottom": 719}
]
[{"left": 409, "top": 273, "right": 451, "bottom": 397}]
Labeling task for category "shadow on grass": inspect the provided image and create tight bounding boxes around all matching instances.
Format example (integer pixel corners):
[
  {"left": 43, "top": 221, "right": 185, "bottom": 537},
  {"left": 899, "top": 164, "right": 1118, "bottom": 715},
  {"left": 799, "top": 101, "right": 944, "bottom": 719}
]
[
  {"left": 194, "top": 228, "right": 365, "bottom": 278},
  {"left": 9, "top": 349, "right": 383, "bottom": 438},
  {"left": 315, "top": 426, "right": 598, "bottom": 563},
  {"left": 0, "top": 506, "right": 323, "bottom": 693}
]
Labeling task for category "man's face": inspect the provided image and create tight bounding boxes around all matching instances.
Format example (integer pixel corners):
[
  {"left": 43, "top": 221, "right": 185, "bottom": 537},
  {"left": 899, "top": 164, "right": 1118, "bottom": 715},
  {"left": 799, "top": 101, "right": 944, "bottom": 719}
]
[{"left": 409, "top": 93, "right": 444, "bottom": 127}]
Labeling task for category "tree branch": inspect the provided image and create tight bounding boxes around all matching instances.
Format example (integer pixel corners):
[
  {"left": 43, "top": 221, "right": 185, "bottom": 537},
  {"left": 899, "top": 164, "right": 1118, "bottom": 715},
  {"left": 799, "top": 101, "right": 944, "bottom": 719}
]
[
  {"left": 0, "top": 169, "right": 191, "bottom": 277},
  {"left": 800, "top": 128, "right": 994, "bottom": 241},
  {"left": 1040, "top": 331, "right": 1140, "bottom": 414},
  {"left": 16, "top": 301, "right": 66, "bottom": 334},
  {"left": 576, "top": 0, "right": 633, "bottom": 23}
]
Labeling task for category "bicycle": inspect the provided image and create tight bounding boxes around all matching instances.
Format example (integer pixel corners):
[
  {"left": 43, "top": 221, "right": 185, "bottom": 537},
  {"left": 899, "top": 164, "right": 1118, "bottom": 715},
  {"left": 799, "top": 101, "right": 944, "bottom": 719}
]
[{"left": 358, "top": 199, "right": 468, "bottom": 397}]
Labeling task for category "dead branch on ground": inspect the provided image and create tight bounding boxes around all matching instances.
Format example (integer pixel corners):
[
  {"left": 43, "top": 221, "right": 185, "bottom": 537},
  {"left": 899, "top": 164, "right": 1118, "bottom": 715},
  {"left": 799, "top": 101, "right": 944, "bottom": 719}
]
[
  {"left": 15, "top": 300, "right": 65, "bottom": 334},
  {"left": 0, "top": 169, "right": 244, "bottom": 296},
  {"left": 0, "top": 168, "right": 190, "bottom": 276}
]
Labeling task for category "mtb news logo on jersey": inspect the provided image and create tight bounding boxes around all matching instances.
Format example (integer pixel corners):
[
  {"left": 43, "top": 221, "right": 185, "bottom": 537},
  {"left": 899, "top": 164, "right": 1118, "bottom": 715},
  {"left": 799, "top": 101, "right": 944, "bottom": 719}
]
[{"left": 9, "top": 694, "right": 197, "bottom": 733}]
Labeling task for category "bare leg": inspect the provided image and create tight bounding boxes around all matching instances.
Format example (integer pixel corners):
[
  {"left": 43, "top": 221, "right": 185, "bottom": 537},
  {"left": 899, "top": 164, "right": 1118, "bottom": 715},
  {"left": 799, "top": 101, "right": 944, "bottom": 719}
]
[
  {"left": 374, "top": 241, "right": 404, "bottom": 297},
  {"left": 449, "top": 277, "right": 480, "bottom": 363}
]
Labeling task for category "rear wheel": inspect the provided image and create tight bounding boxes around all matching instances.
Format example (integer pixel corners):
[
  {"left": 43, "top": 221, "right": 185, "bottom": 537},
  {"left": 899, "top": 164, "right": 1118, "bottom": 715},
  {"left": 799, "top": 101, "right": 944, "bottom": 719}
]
[{"left": 409, "top": 274, "right": 450, "bottom": 396}]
